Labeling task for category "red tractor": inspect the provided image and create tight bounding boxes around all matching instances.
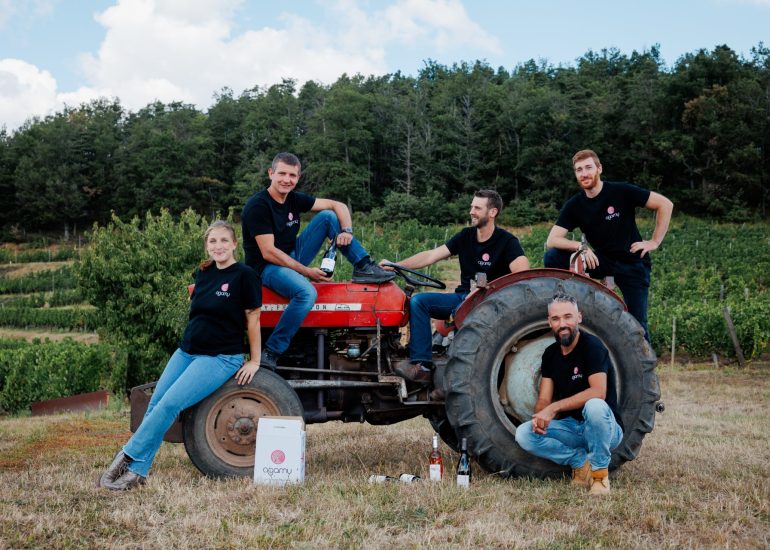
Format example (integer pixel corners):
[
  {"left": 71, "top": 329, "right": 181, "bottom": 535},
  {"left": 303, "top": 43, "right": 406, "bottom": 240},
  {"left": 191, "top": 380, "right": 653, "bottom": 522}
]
[{"left": 131, "top": 265, "right": 660, "bottom": 479}]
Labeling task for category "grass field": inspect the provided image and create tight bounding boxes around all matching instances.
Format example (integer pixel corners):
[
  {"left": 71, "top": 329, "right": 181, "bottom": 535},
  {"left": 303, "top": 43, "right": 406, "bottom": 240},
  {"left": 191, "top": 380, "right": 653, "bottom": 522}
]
[{"left": 1, "top": 367, "right": 768, "bottom": 549}]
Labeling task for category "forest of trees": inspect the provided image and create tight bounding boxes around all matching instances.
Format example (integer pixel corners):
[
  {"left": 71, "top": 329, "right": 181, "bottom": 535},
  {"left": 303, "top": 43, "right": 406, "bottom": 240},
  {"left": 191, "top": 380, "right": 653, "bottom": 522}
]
[{"left": 1, "top": 44, "right": 768, "bottom": 236}]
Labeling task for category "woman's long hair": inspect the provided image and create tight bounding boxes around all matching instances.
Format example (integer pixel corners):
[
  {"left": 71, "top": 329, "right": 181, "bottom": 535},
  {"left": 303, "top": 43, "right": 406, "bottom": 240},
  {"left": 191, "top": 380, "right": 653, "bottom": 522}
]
[{"left": 200, "top": 220, "right": 237, "bottom": 270}]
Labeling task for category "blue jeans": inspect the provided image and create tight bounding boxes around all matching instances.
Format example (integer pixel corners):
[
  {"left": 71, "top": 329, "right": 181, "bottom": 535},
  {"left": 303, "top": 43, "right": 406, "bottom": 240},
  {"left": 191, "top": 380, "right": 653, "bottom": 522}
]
[
  {"left": 544, "top": 248, "right": 651, "bottom": 341},
  {"left": 515, "top": 398, "right": 624, "bottom": 470},
  {"left": 123, "top": 349, "right": 242, "bottom": 477},
  {"left": 408, "top": 292, "right": 466, "bottom": 363},
  {"left": 262, "top": 210, "right": 369, "bottom": 354}
]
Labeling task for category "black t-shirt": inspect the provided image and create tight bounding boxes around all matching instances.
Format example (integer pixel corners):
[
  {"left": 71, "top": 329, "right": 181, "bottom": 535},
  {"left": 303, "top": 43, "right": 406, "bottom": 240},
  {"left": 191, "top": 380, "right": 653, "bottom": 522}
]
[
  {"left": 446, "top": 226, "right": 526, "bottom": 293},
  {"left": 555, "top": 182, "right": 651, "bottom": 264},
  {"left": 241, "top": 188, "right": 316, "bottom": 274},
  {"left": 540, "top": 332, "right": 622, "bottom": 428},
  {"left": 180, "top": 262, "right": 262, "bottom": 356}
]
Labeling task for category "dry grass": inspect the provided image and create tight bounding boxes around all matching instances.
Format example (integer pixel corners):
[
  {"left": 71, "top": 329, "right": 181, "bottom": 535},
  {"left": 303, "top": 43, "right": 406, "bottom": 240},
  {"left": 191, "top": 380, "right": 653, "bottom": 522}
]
[
  {"left": 0, "top": 328, "right": 99, "bottom": 344},
  {"left": 1, "top": 367, "right": 768, "bottom": 549}
]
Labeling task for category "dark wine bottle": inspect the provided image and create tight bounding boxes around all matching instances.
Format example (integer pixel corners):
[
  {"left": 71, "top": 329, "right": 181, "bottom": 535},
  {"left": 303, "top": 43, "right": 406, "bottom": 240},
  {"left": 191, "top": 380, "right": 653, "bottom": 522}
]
[
  {"left": 456, "top": 437, "right": 471, "bottom": 488},
  {"left": 320, "top": 240, "right": 336, "bottom": 276}
]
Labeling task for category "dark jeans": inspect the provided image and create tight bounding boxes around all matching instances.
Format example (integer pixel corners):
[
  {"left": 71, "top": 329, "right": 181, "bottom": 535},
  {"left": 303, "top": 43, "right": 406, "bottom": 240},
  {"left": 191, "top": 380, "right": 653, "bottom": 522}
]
[
  {"left": 408, "top": 291, "right": 466, "bottom": 363},
  {"left": 544, "top": 248, "right": 651, "bottom": 342}
]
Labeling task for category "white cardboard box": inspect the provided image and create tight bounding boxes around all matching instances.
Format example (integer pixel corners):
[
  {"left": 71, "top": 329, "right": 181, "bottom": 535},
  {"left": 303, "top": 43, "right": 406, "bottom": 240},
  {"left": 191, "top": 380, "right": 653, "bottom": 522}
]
[{"left": 253, "top": 416, "right": 306, "bottom": 486}]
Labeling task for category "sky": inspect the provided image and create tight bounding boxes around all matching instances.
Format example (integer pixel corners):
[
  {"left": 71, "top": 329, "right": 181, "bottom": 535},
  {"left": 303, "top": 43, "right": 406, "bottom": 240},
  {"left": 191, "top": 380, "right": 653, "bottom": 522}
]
[{"left": 1, "top": 0, "right": 769, "bottom": 132}]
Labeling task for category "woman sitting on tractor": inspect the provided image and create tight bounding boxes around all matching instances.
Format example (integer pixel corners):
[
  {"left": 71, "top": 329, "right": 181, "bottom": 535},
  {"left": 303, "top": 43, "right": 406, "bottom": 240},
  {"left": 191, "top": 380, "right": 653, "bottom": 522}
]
[{"left": 97, "top": 220, "right": 263, "bottom": 490}]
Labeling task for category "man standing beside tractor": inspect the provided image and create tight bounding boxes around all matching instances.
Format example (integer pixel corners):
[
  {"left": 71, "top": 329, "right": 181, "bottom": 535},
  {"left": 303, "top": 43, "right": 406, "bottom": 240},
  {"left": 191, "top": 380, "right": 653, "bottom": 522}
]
[
  {"left": 515, "top": 292, "right": 624, "bottom": 496},
  {"left": 380, "top": 189, "right": 530, "bottom": 394},
  {"left": 241, "top": 152, "right": 395, "bottom": 370},
  {"left": 544, "top": 149, "right": 673, "bottom": 340}
]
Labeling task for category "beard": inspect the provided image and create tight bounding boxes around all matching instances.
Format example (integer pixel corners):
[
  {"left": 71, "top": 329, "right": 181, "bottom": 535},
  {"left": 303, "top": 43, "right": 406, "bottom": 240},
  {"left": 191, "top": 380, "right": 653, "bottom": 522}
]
[
  {"left": 579, "top": 173, "right": 600, "bottom": 190},
  {"left": 554, "top": 326, "right": 578, "bottom": 346},
  {"left": 472, "top": 215, "right": 489, "bottom": 228}
]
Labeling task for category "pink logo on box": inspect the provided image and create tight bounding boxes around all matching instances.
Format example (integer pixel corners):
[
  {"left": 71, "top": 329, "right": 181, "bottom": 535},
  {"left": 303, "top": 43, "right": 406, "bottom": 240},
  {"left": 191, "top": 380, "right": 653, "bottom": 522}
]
[
  {"left": 221, "top": 283, "right": 229, "bottom": 292},
  {"left": 271, "top": 450, "right": 286, "bottom": 464},
  {"left": 482, "top": 253, "right": 490, "bottom": 261}
]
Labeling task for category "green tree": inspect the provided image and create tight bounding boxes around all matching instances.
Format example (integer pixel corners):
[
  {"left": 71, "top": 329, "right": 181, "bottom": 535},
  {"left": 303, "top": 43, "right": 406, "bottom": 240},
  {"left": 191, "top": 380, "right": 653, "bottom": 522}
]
[{"left": 76, "top": 209, "right": 210, "bottom": 390}]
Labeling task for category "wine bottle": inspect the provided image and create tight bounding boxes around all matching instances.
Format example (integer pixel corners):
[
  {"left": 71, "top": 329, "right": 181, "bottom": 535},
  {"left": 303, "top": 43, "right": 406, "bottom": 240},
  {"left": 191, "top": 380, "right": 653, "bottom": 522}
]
[
  {"left": 456, "top": 437, "right": 471, "bottom": 488},
  {"left": 429, "top": 434, "right": 444, "bottom": 481},
  {"left": 368, "top": 474, "right": 398, "bottom": 483},
  {"left": 398, "top": 473, "right": 422, "bottom": 483},
  {"left": 320, "top": 240, "right": 336, "bottom": 276}
]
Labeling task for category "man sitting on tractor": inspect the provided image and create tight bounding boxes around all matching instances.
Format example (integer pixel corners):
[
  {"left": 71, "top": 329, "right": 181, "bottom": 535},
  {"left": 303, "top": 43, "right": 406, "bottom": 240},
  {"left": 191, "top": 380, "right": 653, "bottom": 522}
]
[
  {"left": 380, "top": 190, "right": 529, "bottom": 395},
  {"left": 241, "top": 152, "right": 395, "bottom": 370},
  {"left": 515, "top": 292, "right": 624, "bottom": 496}
]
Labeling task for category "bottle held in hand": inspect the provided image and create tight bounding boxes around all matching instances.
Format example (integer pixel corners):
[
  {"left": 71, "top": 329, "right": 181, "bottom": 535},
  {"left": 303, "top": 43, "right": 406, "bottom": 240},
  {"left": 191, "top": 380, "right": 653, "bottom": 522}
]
[
  {"left": 456, "top": 437, "right": 471, "bottom": 488},
  {"left": 429, "top": 434, "right": 444, "bottom": 481},
  {"left": 320, "top": 240, "right": 337, "bottom": 277}
]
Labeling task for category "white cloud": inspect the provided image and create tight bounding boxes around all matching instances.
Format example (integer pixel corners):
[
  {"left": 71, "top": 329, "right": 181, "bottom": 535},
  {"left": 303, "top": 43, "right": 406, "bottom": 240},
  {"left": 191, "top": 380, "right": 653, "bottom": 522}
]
[
  {"left": 1, "top": 0, "right": 500, "bottom": 129},
  {"left": 72, "top": 0, "right": 391, "bottom": 113},
  {"left": 0, "top": 58, "right": 57, "bottom": 130}
]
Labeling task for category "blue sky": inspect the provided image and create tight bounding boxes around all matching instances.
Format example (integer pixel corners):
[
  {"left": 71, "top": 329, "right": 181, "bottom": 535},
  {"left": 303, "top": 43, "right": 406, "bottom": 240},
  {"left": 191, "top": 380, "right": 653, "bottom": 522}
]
[{"left": 1, "top": 0, "right": 769, "bottom": 131}]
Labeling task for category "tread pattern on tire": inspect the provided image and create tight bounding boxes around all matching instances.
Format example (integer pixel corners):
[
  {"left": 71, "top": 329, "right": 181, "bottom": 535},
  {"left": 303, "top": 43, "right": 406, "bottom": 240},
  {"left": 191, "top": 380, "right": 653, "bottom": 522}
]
[{"left": 443, "top": 276, "right": 660, "bottom": 479}]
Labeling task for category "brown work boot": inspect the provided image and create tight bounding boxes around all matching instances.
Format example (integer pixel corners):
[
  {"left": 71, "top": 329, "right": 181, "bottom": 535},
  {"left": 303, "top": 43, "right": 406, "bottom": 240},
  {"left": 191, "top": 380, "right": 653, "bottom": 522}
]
[
  {"left": 429, "top": 387, "right": 445, "bottom": 401},
  {"left": 393, "top": 360, "right": 433, "bottom": 384},
  {"left": 103, "top": 470, "right": 146, "bottom": 491},
  {"left": 97, "top": 450, "right": 131, "bottom": 488},
  {"left": 589, "top": 468, "right": 610, "bottom": 496},
  {"left": 571, "top": 460, "right": 591, "bottom": 489}
]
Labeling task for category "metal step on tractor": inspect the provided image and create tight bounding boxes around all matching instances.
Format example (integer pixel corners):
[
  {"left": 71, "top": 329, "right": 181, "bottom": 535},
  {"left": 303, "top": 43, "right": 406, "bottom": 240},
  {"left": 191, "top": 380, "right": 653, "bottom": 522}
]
[{"left": 130, "top": 263, "right": 661, "bottom": 479}]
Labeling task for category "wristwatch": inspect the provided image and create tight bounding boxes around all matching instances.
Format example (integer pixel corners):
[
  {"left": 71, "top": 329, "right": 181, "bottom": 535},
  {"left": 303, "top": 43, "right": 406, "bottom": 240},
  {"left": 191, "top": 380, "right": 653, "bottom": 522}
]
[{"left": 342, "top": 227, "right": 353, "bottom": 234}]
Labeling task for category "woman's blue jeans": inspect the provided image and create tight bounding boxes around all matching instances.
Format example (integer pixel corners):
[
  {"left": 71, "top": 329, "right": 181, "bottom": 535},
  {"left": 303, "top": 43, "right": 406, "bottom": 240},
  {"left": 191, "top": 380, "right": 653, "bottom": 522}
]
[
  {"left": 123, "top": 348, "right": 242, "bottom": 477},
  {"left": 515, "top": 398, "right": 623, "bottom": 470},
  {"left": 261, "top": 210, "right": 368, "bottom": 354}
]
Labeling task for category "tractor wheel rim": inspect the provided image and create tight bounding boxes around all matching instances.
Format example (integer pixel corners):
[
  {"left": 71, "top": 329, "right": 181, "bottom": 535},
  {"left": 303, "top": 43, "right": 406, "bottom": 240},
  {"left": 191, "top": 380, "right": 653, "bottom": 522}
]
[{"left": 204, "top": 389, "right": 282, "bottom": 468}]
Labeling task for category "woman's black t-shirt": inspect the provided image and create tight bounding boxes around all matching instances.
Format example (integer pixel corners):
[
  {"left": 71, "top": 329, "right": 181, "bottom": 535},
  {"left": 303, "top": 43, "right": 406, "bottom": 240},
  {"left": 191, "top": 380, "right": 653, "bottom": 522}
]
[{"left": 180, "top": 262, "right": 262, "bottom": 356}]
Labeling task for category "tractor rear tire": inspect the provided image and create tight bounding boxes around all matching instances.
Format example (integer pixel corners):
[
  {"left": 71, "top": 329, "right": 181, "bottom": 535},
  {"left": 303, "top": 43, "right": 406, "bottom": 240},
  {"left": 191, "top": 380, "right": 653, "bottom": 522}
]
[
  {"left": 183, "top": 369, "right": 303, "bottom": 478},
  {"left": 443, "top": 275, "right": 659, "bottom": 478}
]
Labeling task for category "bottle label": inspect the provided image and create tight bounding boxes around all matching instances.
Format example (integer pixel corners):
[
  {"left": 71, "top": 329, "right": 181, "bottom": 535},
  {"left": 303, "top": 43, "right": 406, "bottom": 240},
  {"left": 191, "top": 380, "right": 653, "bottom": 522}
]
[
  {"left": 429, "top": 464, "right": 442, "bottom": 481},
  {"left": 457, "top": 474, "right": 470, "bottom": 488},
  {"left": 321, "top": 258, "right": 335, "bottom": 272},
  {"left": 399, "top": 473, "right": 420, "bottom": 483}
]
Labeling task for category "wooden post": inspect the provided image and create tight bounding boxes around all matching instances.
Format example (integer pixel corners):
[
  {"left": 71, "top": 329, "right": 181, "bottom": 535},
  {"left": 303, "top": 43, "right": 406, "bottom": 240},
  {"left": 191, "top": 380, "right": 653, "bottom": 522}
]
[
  {"left": 670, "top": 317, "right": 676, "bottom": 371},
  {"left": 721, "top": 307, "right": 746, "bottom": 368}
]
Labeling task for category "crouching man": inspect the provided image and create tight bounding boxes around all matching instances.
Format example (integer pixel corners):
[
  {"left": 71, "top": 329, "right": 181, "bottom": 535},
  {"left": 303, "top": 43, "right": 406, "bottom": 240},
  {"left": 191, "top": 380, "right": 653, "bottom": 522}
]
[{"left": 515, "top": 292, "right": 624, "bottom": 495}]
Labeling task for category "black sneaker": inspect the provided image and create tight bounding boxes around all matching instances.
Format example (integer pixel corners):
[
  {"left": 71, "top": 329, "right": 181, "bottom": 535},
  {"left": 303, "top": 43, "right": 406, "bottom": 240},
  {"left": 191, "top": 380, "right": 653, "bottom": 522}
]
[
  {"left": 352, "top": 260, "right": 396, "bottom": 284},
  {"left": 260, "top": 349, "right": 279, "bottom": 371}
]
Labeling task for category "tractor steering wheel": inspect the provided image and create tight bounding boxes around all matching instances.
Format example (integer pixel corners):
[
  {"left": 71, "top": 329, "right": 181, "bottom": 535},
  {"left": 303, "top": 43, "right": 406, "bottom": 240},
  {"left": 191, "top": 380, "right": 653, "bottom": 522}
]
[{"left": 381, "top": 262, "right": 446, "bottom": 289}]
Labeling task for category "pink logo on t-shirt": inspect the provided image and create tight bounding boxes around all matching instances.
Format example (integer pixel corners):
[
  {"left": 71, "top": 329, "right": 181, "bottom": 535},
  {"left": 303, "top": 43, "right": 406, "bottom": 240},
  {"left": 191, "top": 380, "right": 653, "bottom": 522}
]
[
  {"left": 482, "top": 253, "right": 490, "bottom": 262},
  {"left": 607, "top": 206, "right": 615, "bottom": 214},
  {"left": 574, "top": 367, "right": 579, "bottom": 374},
  {"left": 221, "top": 283, "right": 229, "bottom": 292},
  {"left": 288, "top": 213, "right": 294, "bottom": 221}
]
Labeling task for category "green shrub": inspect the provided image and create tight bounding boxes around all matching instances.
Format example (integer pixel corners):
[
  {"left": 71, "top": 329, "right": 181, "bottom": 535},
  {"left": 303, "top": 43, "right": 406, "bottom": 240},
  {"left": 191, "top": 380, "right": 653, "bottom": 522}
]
[
  {"left": 0, "top": 307, "right": 98, "bottom": 330},
  {"left": 0, "top": 266, "right": 76, "bottom": 294},
  {"left": 0, "top": 339, "right": 124, "bottom": 414},
  {"left": 0, "top": 247, "right": 78, "bottom": 263},
  {"left": 76, "top": 209, "right": 210, "bottom": 390}
]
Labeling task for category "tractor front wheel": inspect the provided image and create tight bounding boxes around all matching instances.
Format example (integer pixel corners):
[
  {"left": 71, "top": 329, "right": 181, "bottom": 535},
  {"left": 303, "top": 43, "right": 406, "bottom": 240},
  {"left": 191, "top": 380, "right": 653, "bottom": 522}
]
[{"left": 183, "top": 369, "right": 303, "bottom": 478}]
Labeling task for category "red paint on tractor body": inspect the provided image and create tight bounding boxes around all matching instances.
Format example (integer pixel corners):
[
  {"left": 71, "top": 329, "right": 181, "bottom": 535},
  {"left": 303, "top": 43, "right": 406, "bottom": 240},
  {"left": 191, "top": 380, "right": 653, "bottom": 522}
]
[{"left": 189, "top": 281, "right": 407, "bottom": 328}]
